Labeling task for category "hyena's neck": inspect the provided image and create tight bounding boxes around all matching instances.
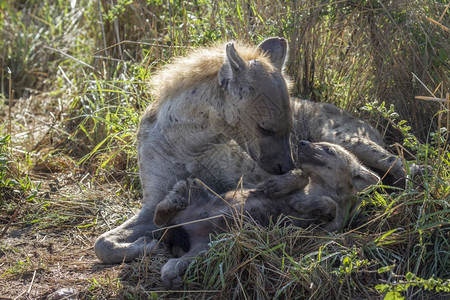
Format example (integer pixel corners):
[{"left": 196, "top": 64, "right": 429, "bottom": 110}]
[{"left": 156, "top": 83, "right": 230, "bottom": 156}]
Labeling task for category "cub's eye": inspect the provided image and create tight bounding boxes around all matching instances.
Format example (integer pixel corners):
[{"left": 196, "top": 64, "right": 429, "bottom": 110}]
[
  {"left": 258, "top": 125, "right": 275, "bottom": 136},
  {"left": 324, "top": 147, "right": 335, "bottom": 155}
]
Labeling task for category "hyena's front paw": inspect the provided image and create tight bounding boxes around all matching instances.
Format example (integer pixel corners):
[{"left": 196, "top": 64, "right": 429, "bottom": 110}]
[
  {"left": 259, "top": 170, "right": 309, "bottom": 198},
  {"left": 161, "top": 269, "right": 183, "bottom": 290}
]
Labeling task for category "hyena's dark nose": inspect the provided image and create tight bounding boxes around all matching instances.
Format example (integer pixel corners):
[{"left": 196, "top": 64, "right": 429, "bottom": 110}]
[{"left": 299, "top": 140, "right": 310, "bottom": 146}]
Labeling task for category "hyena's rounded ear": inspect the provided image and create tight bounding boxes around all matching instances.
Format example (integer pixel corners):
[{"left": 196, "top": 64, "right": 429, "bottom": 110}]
[
  {"left": 218, "top": 42, "right": 247, "bottom": 88},
  {"left": 352, "top": 165, "right": 380, "bottom": 192},
  {"left": 256, "top": 37, "right": 288, "bottom": 70}
]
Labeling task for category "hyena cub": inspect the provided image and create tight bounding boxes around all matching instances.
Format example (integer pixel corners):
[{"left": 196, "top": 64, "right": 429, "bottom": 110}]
[
  {"left": 154, "top": 141, "right": 379, "bottom": 289},
  {"left": 292, "top": 99, "right": 407, "bottom": 186}
]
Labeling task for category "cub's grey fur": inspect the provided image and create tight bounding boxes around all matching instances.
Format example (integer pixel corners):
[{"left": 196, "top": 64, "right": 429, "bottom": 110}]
[
  {"left": 94, "top": 37, "right": 299, "bottom": 263},
  {"left": 154, "top": 141, "right": 380, "bottom": 289},
  {"left": 291, "top": 99, "right": 405, "bottom": 184}
]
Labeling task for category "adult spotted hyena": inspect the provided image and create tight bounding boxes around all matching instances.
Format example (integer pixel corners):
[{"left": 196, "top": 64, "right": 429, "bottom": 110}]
[
  {"left": 94, "top": 37, "right": 301, "bottom": 263},
  {"left": 154, "top": 141, "right": 380, "bottom": 289},
  {"left": 291, "top": 99, "right": 406, "bottom": 186}
]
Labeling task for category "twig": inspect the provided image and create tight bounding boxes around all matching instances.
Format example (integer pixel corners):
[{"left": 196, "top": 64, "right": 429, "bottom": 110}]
[
  {"left": 425, "top": 16, "right": 449, "bottom": 32},
  {"left": 58, "top": 66, "right": 76, "bottom": 89},
  {"left": 411, "top": 72, "right": 435, "bottom": 97},
  {"left": 92, "top": 40, "right": 189, "bottom": 55},
  {"left": 13, "top": 290, "right": 27, "bottom": 300},
  {"left": 30, "top": 111, "right": 60, "bottom": 152},
  {"left": 43, "top": 46, "right": 94, "bottom": 69},
  {"left": 27, "top": 270, "right": 37, "bottom": 294},
  {"left": 414, "top": 96, "right": 447, "bottom": 103},
  {"left": 7, "top": 67, "right": 12, "bottom": 136},
  {"left": 0, "top": 207, "right": 20, "bottom": 241},
  {"left": 97, "top": 0, "right": 108, "bottom": 57},
  {"left": 111, "top": 0, "right": 123, "bottom": 60}
]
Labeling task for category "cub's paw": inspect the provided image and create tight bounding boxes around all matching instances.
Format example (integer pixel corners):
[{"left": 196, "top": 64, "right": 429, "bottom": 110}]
[{"left": 259, "top": 170, "right": 309, "bottom": 198}]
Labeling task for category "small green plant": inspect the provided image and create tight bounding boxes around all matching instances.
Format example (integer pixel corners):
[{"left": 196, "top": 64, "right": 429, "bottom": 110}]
[{"left": 376, "top": 272, "right": 450, "bottom": 300}]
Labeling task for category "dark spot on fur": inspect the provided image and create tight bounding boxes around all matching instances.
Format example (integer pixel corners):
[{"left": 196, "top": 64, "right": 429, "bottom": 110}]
[
  {"left": 332, "top": 123, "right": 341, "bottom": 129},
  {"left": 220, "top": 78, "right": 230, "bottom": 89},
  {"left": 192, "top": 88, "right": 197, "bottom": 95},
  {"left": 200, "top": 211, "right": 209, "bottom": 218},
  {"left": 335, "top": 131, "right": 342, "bottom": 136},
  {"left": 388, "top": 156, "right": 396, "bottom": 162}
]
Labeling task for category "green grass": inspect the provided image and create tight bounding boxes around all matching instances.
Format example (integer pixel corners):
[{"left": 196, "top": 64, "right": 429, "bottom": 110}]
[{"left": 0, "top": 0, "right": 448, "bottom": 299}]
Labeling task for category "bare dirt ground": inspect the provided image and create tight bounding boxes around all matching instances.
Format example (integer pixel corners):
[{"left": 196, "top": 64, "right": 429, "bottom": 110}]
[
  {"left": 0, "top": 172, "right": 178, "bottom": 299},
  {"left": 0, "top": 95, "right": 176, "bottom": 299}
]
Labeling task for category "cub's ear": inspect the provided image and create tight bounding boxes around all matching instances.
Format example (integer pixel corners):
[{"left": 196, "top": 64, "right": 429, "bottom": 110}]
[
  {"left": 256, "top": 37, "right": 288, "bottom": 70},
  {"left": 218, "top": 42, "right": 247, "bottom": 88},
  {"left": 352, "top": 165, "right": 380, "bottom": 192}
]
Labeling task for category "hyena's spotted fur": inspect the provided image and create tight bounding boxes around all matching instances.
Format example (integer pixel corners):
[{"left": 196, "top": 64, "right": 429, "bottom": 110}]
[
  {"left": 154, "top": 141, "right": 380, "bottom": 290},
  {"left": 94, "top": 37, "right": 300, "bottom": 263},
  {"left": 291, "top": 99, "right": 406, "bottom": 185}
]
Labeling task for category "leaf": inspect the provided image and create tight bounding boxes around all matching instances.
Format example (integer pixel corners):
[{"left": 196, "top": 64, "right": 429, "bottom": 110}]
[
  {"left": 384, "top": 291, "right": 404, "bottom": 300},
  {"left": 378, "top": 265, "right": 395, "bottom": 274}
]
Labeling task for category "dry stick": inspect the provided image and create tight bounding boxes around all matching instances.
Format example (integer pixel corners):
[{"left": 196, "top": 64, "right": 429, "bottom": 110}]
[
  {"left": 414, "top": 96, "right": 447, "bottom": 103},
  {"left": 27, "top": 270, "right": 37, "bottom": 294},
  {"left": 7, "top": 67, "right": 12, "bottom": 136},
  {"left": 92, "top": 40, "right": 188, "bottom": 56},
  {"left": 111, "top": 0, "right": 123, "bottom": 60},
  {"left": 1, "top": 67, "right": 4, "bottom": 96},
  {"left": 425, "top": 17, "right": 449, "bottom": 32},
  {"left": 446, "top": 93, "right": 450, "bottom": 165},
  {"left": 97, "top": 0, "right": 108, "bottom": 57},
  {"left": 0, "top": 207, "right": 20, "bottom": 241},
  {"left": 30, "top": 111, "right": 60, "bottom": 152},
  {"left": 169, "top": 0, "right": 173, "bottom": 57},
  {"left": 43, "top": 46, "right": 94, "bottom": 69}
]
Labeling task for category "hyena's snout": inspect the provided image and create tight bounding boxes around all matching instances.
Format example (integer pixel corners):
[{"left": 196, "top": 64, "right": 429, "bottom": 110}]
[{"left": 259, "top": 138, "right": 295, "bottom": 175}]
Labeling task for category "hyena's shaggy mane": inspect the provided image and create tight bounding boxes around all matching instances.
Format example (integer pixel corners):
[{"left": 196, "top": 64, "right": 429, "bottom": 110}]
[{"left": 150, "top": 42, "right": 275, "bottom": 104}]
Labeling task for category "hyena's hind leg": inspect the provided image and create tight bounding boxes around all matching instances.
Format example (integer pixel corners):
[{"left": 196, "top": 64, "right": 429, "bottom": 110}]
[{"left": 339, "top": 136, "right": 406, "bottom": 186}]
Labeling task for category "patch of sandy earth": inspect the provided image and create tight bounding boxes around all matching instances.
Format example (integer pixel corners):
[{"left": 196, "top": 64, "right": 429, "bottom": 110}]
[
  {"left": 0, "top": 230, "right": 123, "bottom": 299},
  {"left": 0, "top": 171, "right": 165, "bottom": 299}
]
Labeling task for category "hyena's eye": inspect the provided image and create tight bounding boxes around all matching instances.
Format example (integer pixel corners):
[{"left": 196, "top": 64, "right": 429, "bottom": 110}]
[
  {"left": 324, "top": 147, "right": 335, "bottom": 156},
  {"left": 258, "top": 125, "right": 275, "bottom": 136}
]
